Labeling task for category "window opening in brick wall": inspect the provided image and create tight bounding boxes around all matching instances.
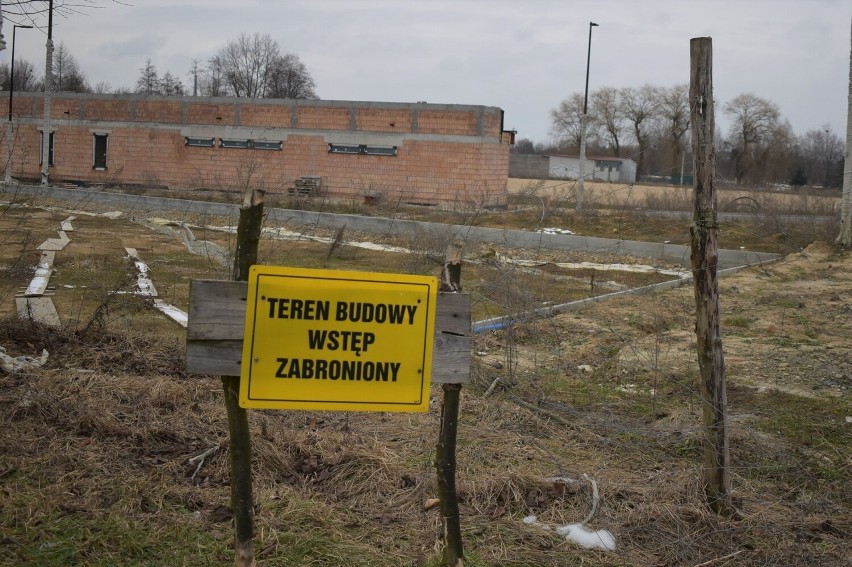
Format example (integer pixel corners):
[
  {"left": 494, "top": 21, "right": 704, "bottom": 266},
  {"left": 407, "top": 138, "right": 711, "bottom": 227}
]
[
  {"left": 220, "top": 139, "right": 251, "bottom": 149},
  {"left": 93, "top": 134, "right": 108, "bottom": 170},
  {"left": 328, "top": 143, "right": 397, "bottom": 156},
  {"left": 185, "top": 137, "right": 215, "bottom": 147},
  {"left": 39, "top": 132, "right": 55, "bottom": 166},
  {"left": 364, "top": 145, "right": 397, "bottom": 156},
  {"left": 252, "top": 140, "right": 283, "bottom": 151}
]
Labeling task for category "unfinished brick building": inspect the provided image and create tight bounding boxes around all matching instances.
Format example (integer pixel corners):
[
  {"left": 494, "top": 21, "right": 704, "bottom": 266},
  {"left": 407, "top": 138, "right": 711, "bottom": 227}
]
[{"left": 4, "top": 93, "right": 511, "bottom": 206}]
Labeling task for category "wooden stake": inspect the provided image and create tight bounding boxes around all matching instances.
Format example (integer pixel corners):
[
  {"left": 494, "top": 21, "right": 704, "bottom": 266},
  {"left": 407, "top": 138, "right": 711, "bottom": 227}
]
[
  {"left": 436, "top": 244, "right": 464, "bottom": 566},
  {"left": 689, "top": 37, "right": 735, "bottom": 517},
  {"left": 223, "top": 187, "right": 264, "bottom": 566}
]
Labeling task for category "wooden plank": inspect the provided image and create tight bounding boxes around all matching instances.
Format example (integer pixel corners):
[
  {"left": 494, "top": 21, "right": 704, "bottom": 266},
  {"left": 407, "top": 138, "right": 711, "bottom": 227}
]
[
  {"left": 186, "top": 339, "right": 244, "bottom": 376},
  {"left": 186, "top": 280, "right": 471, "bottom": 378},
  {"left": 187, "top": 280, "right": 248, "bottom": 341},
  {"left": 57, "top": 231, "right": 70, "bottom": 242},
  {"left": 435, "top": 293, "right": 471, "bottom": 336},
  {"left": 187, "top": 335, "right": 470, "bottom": 381},
  {"left": 432, "top": 334, "right": 472, "bottom": 384}
]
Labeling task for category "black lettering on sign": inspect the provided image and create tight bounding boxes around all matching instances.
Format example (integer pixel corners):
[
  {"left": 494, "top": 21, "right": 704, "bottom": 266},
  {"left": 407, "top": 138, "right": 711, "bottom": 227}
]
[
  {"left": 307, "top": 330, "right": 376, "bottom": 354},
  {"left": 273, "top": 358, "right": 401, "bottom": 382},
  {"left": 335, "top": 301, "right": 417, "bottom": 324},
  {"left": 266, "top": 298, "right": 330, "bottom": 320},
  {"left": 275, "top": 357, "right": 288, "bottom": 378}
]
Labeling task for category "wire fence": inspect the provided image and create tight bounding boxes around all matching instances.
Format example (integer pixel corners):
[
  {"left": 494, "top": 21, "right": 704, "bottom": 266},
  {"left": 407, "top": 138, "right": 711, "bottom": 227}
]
[{"left": 0, "top": 166, "right": 849, "bottom": 565}]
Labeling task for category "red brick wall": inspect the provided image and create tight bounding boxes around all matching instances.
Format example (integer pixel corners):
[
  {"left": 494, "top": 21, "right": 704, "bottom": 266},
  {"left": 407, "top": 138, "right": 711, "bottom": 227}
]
[
  {"left": 135, "top": 100, "right": 182, "bottom": 124},
  {"left": 84, "top": 99, "right": 132, "bottom": 122},
  {"left": 356, "top": 108, "right": 413, "bottom": 133},
  {"left": 187, "top": 102, "right": 236, "bottom": 125},
  {"left": 6, "top": 93, "right": 508, "bottom": 206},
  {"left": 296, "top": 106, "right": 350, "bottom": 130},
  {"left": 240, "top": 103, "right": 291, "bottom": 128}
]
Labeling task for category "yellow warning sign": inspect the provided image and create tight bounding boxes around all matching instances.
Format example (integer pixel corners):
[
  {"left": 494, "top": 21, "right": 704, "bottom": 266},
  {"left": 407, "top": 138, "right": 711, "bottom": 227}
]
[{"left": 240, "top": 266, "right": 437, "bottom": 412}]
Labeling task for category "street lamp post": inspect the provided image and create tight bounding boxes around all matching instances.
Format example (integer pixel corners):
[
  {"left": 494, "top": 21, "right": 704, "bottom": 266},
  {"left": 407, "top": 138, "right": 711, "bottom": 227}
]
[
  {"left": 577, "top": 21, "right": 598, "bottom": 210},
  {"left": 5, "top": 24, "right": 33, "bottom": 185}
]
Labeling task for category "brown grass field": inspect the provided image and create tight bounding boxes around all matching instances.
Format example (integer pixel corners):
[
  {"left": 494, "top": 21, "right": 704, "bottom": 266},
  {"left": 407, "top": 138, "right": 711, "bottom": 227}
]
[{"left": 0, "top": 184, "right": 849, "bottom": 566}]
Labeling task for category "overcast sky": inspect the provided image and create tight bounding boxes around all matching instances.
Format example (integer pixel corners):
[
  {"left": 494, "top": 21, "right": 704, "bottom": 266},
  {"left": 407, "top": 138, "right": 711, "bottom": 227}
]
[{"left": 4, "top": 0, "right": 851, "bottom": 143}]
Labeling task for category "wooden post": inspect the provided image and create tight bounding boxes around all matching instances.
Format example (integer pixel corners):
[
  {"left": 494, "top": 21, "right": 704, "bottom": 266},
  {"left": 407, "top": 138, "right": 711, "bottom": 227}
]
[
  {"left": 689, "top": 37, "right": 735, "bottom": 517},
  {"left": 436, "top": 244, "right": 464, "bottom": 567},
  {"left": 223, "top": 188, "right": 264, "bottom": 566},
  {"left": 837, "top": 18, "right": 852, "bottom": 247}
]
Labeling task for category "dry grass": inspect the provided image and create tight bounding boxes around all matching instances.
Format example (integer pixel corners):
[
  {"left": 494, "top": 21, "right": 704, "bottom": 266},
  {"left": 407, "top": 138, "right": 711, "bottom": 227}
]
[{"left": 0, "top": 187, "right": 849, "bottom": 565}]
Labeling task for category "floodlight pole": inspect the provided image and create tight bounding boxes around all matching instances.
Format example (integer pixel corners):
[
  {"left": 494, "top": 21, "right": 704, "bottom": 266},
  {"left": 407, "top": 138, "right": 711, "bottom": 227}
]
[
  {"left": 577, "top": 21, "right": 598, "bottom": 211},
  {"left": 5, "top": 24, "right": 33, "bottom": 184},
  {"left": 40, "top": 0, "right": 53, "bottom": 186}
]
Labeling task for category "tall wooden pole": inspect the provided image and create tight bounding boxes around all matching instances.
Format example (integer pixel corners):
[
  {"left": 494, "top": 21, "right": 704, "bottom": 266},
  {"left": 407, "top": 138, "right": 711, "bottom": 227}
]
[
  {"left": 837, "top": 18, "right": 852, "bottom": 247},
  {"left": 436, "top": 244, "right": 464, "bottom": 567},
  {"left": 689, "top": 37, "right": 734, "bottom": 516},
  {"left": 224, "top": 187, "right": 264, "bottom": 566}
]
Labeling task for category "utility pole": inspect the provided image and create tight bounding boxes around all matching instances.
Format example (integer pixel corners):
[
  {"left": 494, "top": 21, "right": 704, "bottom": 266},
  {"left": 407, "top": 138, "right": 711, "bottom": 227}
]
[
  {"left": 40, "top": 0, "right": 53, "bottom": 186},
  {"left": 577, "top": 21, "right": 598, "bottom": 210}
]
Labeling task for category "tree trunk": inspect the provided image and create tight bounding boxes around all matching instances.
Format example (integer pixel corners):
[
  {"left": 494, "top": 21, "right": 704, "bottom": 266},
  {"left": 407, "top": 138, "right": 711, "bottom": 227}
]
[
  {"left": 837, "top": 18, "right": 852, "bottom": 246},
  {"left": 689, "top": 37, "right": 735, "bottom": 517},
  {"left": 225, "top": 187, "right": 264, "bottom": 566}
]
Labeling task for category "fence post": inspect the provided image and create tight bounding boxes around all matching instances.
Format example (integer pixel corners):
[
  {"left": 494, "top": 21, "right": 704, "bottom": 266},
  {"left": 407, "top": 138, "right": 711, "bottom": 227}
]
[
  {"left": 689, "top": 37, "right": 735, "bottom": 517},
  {"left": 223, "top": 188, "right": 264, "bottom": 566},
  {"left": 436, "top": 244, "right": 464, "bottom": 566}
]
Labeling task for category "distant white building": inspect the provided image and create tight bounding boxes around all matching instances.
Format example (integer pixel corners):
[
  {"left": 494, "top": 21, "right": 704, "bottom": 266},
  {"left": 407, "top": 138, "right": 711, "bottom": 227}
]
[{"left": 546, "top": 154, "right": 637, "bottom": 183}]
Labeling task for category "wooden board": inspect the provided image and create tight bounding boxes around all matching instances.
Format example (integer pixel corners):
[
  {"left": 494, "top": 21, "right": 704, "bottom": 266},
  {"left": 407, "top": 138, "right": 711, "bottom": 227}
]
[{"left": 186, "top": 279, "right": 471, "bottom": 383}]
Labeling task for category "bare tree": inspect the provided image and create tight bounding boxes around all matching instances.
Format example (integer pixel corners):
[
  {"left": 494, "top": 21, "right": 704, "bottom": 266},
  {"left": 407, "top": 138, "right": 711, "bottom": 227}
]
[
  {"left": 160, "top": 71, "right": 185, "bottom": 96},
  {"left": 266, "top": 53, "right": 317, "bottom": 99},
  {"left": 211, "top": 33, "right": 319, "bottom": 100},
  {"left": 203, "top": 55, "right": 226, "bottom": 97},
  {"left": 135, "top": 58, "right": 160, "bottom": 95},
  {"left": 799, "top": 126, "right": 844, "bottom": 188},
  {"left": 621, "top": 84, "right": 660, "bottom": 175},
  {"left": 54, "top": 42, "right": 90, "bottom": 92},
  {"left": 510, "top": 138, "right": 536, "bottom": 154},
  {"left": 218, "top": 32, "right": 280, "bottom": 98},
  {"left": 0, "top": 59, "right": 41, "bottom": 91},
  {"left": 2, "top": 1, "right": 118, "bottom": 24},
  {"left": 658, "top": 84, "right": 690, "bottom": 174},
  {"left": 549, "top": 92, "right": 598, "bottom": 151},
  {"left": 723, "top": 93, "right": 781, "bottom": 183},
  {"left": 92, "top": 81, "right": 112, "bottom": 94},
  {"left": 591, "top": 86, "right": 624, "bottom": 156}
]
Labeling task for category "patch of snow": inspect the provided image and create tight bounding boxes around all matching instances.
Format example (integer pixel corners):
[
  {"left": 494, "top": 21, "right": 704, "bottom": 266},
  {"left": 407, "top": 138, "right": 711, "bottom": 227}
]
[{"left": 538, "top": 227, "right": 575, "bottom": 235}]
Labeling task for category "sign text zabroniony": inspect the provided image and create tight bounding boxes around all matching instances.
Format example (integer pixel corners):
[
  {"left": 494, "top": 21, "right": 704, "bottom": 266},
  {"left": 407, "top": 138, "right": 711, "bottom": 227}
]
[{"left": 240, "top": 266, "right": 438, "bottom": 412}]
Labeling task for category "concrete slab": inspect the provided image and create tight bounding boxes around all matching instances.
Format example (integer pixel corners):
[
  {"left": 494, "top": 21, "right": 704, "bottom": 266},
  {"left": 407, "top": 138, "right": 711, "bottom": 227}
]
[
  {"left": 60, "top": 215, "right": 76, "bottom": 232},
  {"left": 37, "top": 238, "right": 68, "bottom": 251},
  {"left": 40, "top": 251, "right": 56, "bottom": 268},
  {"left": 153, "top": 299, "right": 188, "bottom": 328},
  {"left": 16, "top": 297, "right": 61, "bottom": 327}
]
